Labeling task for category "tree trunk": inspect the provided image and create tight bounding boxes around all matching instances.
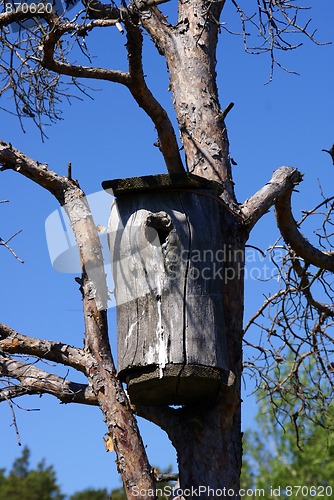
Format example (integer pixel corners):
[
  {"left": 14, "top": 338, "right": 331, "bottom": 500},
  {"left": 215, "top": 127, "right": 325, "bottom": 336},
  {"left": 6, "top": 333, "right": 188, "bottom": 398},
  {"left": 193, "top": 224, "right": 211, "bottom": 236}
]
[
  {"left": 153, "top": 8, "right": 245, "bottom": 490},
  {"left": 160, "top": 1, "right": 233, "bottom": 195},
  {"left": 171, "top": 388, "right": 242, "bottom": 499}
]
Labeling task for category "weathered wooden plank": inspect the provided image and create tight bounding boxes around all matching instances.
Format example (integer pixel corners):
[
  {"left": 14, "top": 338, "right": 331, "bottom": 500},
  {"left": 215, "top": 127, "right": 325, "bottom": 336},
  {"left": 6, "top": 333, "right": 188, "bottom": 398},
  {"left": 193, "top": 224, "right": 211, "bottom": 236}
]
[
  {"left": 109, "top": 192, "right": 188, "bottom": 372},
  {"left": 178, "top": 190, "right": 227, "bottom": 369}
]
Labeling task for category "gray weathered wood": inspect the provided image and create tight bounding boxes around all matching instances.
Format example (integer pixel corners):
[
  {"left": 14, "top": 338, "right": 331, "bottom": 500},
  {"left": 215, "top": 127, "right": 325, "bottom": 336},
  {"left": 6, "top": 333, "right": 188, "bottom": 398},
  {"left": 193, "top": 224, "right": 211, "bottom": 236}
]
[{"left": 107, "top": 174, "right": 230, "bottom": 405}]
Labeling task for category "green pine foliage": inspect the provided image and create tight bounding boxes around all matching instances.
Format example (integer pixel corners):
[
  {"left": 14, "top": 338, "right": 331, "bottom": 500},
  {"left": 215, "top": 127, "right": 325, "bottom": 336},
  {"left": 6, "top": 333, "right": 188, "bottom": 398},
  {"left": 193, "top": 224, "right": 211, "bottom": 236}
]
[
  {"left": 0, "top": 447, "right": 64, "bottom": 500},
  {"left": 4, "top": 415, "right": 333, "bottom": 500},
  {"left": 69, "top": 488, "right": 110, "bottom": 500},
  {"left": 0, "top": 448, "right": 174, "bottom": 500},
  {"left": 241, "top": 393, "right": 334, "bottom": 498},
  {"left": 107, "top": 469, "right": 174, "bottom": 500}
]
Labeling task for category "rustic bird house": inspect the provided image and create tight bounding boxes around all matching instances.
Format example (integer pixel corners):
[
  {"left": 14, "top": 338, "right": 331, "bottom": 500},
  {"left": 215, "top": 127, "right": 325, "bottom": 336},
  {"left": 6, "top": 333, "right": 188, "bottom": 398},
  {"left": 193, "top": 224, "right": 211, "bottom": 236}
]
[{"left": 102, "top": 173, "right": 232, "bottom": 406}]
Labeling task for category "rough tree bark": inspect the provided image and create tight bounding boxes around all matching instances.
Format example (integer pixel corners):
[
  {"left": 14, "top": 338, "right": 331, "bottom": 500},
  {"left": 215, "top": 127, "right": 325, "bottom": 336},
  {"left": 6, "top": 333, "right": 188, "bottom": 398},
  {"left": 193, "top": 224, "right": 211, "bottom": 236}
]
[{"left": 0, "top": 1, "right": 331, "bottom": 498}]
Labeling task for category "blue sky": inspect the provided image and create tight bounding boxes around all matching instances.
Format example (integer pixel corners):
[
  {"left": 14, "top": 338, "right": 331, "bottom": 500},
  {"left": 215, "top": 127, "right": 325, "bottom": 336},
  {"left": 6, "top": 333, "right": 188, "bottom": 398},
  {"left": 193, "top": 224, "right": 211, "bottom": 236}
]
[{"left": 1, "top": 0, "right": 334, "bottom": 496}]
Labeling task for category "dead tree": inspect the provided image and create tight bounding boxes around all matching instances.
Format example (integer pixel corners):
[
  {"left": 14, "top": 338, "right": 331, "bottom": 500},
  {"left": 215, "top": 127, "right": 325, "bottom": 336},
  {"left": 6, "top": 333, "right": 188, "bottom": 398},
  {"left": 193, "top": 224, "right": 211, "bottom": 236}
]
[{"left": 0, "top": 2, "right": 332, "bottom": 498}]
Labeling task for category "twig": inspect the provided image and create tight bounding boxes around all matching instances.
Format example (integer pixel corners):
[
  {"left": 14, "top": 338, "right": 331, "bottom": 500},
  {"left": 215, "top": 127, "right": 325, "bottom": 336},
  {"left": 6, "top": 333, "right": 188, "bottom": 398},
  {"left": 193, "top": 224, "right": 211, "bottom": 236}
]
[
  {"left": 0, "top": 230, "right": 24, "bottom": 263},
  {"left": 7, "top": 397, "right": 22, "bottom": 446},
  {"left": 155, "top": 472, "right": 178, "bottom": 482},
  {"left": 245, "top": 244, "right": 266, "bottom": 258},
  {"left": 221, "top": 102, "right": 235, "bottom": 120}
]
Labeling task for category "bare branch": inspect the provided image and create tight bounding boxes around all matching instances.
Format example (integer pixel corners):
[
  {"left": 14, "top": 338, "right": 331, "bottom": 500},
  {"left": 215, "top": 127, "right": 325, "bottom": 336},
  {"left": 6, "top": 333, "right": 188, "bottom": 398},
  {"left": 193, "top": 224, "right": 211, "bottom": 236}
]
[
  {"left": 0, "top": 323, "right": 90, "bottom": 373},
  {"left": 6, "top": 398, "right": 22, "bottom": 445},
  {"left": 80, "top": 0, "right": 170, "bottom": 22},
  {"left": 0, "top": 10, "right": 118, "bottom": 136},
  {"left": 289, "top": 254, "right": 334, "bottom": 317},
  {"left": 0, "top": 140, "right": 74, "bottom": 202},
  {"left": 123, "top": 17, "right": 184, "bottom": 173},
  {"left": 1, "top": 196, "right": 24, "bottom": 262},
  {"left": 41, "top": 19, "right": 131, "bottom": 85},
  {"left": 230, "top": 0, "right": 330, "bottom": 81},
  {"left": 79, "top": 0, "right": 121, "bottom": 20},
  {"left": 0, "top": 6, "right": 131, "bottom": 136},
  {"left": 221, "top": 101, "right": 235, "bottom": 120},
  {"left": 0, "top": 355, "right": 98, "bottom": 405},
  {"left": 1, "top": 4, "right": 183, "bottom": 174},
  {"left": 241, "top": 166, "right": 303, "bottom": 229},
  {"left": 0, "top": 230, "right": 24, "bottom": 262},
  {"left": 155, "top": 472, "right": 178, "bottom": 483},
  {"left": 275, "top": 189, "right": 334, "bottom": 272},
  {"left": 322, "top": 144, "right": 334, "bottom": 165},
  {"left": 243, "top": 289, "right": 288, "bottom": 335},
  {"left": 38, "top": 10, "right": 184, "bottom": 173}
]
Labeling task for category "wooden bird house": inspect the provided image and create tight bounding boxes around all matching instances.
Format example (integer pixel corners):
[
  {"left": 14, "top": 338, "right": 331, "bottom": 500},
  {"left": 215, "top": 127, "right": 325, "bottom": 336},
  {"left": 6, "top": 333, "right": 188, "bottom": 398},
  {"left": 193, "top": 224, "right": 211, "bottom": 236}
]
[{"left": 102, "top": 173, "right": 232, "bottom": 406}]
